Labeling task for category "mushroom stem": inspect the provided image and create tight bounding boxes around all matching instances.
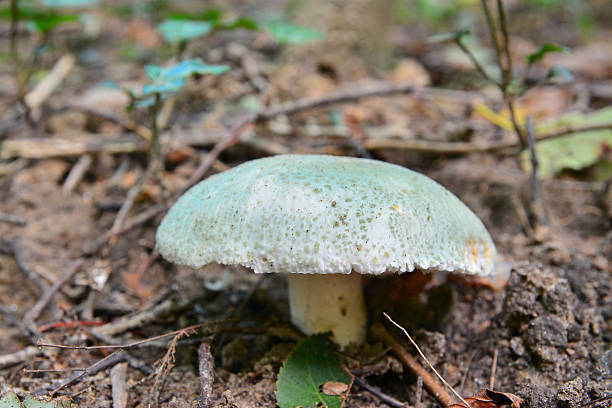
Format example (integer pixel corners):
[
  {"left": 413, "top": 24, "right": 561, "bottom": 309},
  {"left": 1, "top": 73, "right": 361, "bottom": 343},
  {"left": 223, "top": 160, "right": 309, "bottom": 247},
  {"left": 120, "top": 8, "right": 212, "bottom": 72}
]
[{"left": 287, "top": 272, "right": 366, "bottom": 348}]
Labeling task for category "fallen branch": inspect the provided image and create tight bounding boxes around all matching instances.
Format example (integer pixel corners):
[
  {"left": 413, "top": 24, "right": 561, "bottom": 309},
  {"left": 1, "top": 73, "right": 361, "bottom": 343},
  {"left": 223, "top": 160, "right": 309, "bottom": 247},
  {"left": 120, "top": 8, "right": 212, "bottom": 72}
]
[
  {"left": 197, "top": 342, "right": 214, "bottom": 408},
  {"left": 352, "top": 376, "right": 407, "bottom": 408},
  {"left": 384, "top": 312, "right": 468, "bottom": 407},
  {"left": 50, "top": 350, "right": 127, "bottom": 395},
  {"left": 110, "top": 362, "right": 129, "bottom": 408},
  {"left": 24, "top": 54, "right": 75, "bottom": 110}
]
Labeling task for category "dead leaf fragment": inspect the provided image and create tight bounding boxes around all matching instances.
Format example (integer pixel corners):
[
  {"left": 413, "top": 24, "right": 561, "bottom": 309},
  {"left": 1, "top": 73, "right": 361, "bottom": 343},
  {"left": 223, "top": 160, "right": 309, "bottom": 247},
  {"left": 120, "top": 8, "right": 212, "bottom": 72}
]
[
  {"left": 320, "top": 381, "right": 349, "bottom": 396},
  {"left": 449, "top": 389, "right": 523, "bottom": 408}
]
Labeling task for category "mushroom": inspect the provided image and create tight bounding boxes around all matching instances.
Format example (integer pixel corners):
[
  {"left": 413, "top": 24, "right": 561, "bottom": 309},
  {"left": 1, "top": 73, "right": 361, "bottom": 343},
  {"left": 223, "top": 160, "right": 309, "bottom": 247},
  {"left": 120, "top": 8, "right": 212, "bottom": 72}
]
[{"left": 156, "top": 154, "right": 496, "bottom": 348}]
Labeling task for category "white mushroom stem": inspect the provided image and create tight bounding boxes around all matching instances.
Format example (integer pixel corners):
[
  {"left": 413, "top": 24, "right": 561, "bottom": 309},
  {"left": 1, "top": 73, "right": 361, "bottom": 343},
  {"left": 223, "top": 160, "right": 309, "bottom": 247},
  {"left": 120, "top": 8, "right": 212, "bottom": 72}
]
[{"left": 287, "top": 272, "right": 366, "bottom": 348}]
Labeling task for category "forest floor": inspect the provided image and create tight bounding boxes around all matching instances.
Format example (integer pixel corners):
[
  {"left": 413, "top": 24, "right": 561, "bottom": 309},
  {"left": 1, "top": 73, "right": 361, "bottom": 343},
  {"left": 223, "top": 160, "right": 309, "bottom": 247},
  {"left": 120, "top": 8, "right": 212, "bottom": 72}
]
[{"left": 0, "top": 1, "right": 610, "bottom": 407}]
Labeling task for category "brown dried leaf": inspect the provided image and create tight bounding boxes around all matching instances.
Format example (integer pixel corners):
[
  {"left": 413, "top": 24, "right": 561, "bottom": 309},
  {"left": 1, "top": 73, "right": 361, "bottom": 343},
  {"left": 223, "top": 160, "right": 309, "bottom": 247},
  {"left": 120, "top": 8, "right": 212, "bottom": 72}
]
[
  {"left": 449, "top": 389, "right": 523, "bottom": 408},
  {"left": 320, "top": 381, "right": 349, "bottom": 396}
]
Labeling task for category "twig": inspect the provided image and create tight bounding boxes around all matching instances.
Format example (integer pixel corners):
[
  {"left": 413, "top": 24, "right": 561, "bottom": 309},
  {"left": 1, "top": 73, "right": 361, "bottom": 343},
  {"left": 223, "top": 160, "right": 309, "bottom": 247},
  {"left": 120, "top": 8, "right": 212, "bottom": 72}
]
[
  {"left": 255, "top": 81, "right": 416, "bottom": 121},
  {"left": 184, "top": 118, "right": 253, "bottom": 191},
  {"left": 111, "top": 172, "right": 150, "bottom": 234},
  {"left": 489, "top": 348, "right": 498, "bottom": 390},
  {"left": 91, "top": 298, "right": 178, "bottom": 337},
  {"left": 383, "top": 313, "right": 468, "bottom": 407},
  {"left": 352, "top": 376, "right": 407, "bottom": 408},
  {"left": 455, "top": 38, "right": 496, "bottom": 84},
  {"left": 110, "top": 362, "right": 129, "bottom": 408},
  {"left": 24, "top": 258, "right": 84, "bottom": 322},
  {"left": 1, "top": 134, "right": 148, "bottom": 159},
  {"left": 0, "top": 211, "right": 26, "bottom": 225},
  {"left": 374, "top": 322, "right": 456, "bottom": 407},
  {"left": 0, "top": 346, "right": 41, "bottom": 369},
  {"left": 479, "top": 0, "right": 502, "bottom": 85},
  {"left": 197, "top": 342, "right": 214, "bottom": 408},
  {"left": 0, "top": 304, "right": 40, "bottom": 342},
  {"left": 526, "top": 115, "right": 548, "bottom": 230},
  {"left": 85, "top": 203, "right": 165, "bottom": 255},
  {"left": 151, "top": 327, "right": 195, "bottom": 406},
  {"left": 62, "top": 154, "right": 93, "bottom": 194},
  {"left": 0, "top": 240, "right": 50, "bottom": 293},
  {"left": 50, "top": 350, "right": 127, "bottom": 395},
  {"left": 24, "top": 54, "right": 76, "bottom": 110},
  {"left": 496, "top": 0, "right": 513, "bottom": 88},
  {"left": 415, "top": 375, "right": 424, "bottom": 408},
  {"left": 39, "top": 323, "right": 199, "bottom": 351}
]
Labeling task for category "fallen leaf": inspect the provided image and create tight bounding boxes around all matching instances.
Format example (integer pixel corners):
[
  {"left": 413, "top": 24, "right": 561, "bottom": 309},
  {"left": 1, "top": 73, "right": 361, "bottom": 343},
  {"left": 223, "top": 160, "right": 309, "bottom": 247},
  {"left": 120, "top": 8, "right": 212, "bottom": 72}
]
[
  {"left": 320, "top": 381, "right": 349, "bottom": 396},
  {"left": 449, "top": 389, "right": 523, "bottom": 408}
]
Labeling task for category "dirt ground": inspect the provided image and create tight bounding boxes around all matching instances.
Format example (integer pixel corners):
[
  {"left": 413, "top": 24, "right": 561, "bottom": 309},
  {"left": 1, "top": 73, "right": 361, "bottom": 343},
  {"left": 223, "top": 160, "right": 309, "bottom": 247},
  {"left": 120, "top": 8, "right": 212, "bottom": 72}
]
[{"left": 0, "top": 1, "right": 611, "bottom": 407}]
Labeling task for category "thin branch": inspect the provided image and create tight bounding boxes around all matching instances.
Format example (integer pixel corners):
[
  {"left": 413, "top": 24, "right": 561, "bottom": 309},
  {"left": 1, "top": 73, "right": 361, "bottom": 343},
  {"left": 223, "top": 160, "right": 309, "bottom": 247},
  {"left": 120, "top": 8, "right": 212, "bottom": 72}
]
[
  {"left": 383, "top": 313, "right": 468, "bottom": 407},
  {"left": 374, "top": 322, "right": 456, "bottom": 407},
  {"left": 352, "top": 376, "right": 407, "bottom": 408},
  {"left": 496, "top": 0, "right": 513, "bottom": 88},
  {"left": 38, "top": 323, "right": 202, "bottom": 351},
  {"left": 0, "top": 240, "right": 50, "bottom": 293},
  {"left": 24, "top": 258, "right": 84, "bottom": 322},
  {"left": 526, "top": 115, "right": 548, "bottom": 230},
  {"left": 0, "top": 346, "right": 41, "bottom": 369},
  {"left": 50, "top": 350, "right": 127, "bottom": 395},
  {"left": 489, "top": 347, "right": 498, "bottom": 390},
  {"left": 455, "top": 38, "right": 497, "bottom": 85},
  {"left": 479, "top": 0, "right": 502, "bottom": 77},
  {"left": 197, "top": 342, "right": 214, "bottom": 408}
]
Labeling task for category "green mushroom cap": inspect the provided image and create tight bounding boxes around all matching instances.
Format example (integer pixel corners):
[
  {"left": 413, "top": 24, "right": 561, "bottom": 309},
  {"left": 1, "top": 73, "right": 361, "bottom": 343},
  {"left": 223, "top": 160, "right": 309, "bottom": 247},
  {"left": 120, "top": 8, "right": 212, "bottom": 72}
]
[{"left": 156, "top": 154, "right": 496, "bottom": 276}]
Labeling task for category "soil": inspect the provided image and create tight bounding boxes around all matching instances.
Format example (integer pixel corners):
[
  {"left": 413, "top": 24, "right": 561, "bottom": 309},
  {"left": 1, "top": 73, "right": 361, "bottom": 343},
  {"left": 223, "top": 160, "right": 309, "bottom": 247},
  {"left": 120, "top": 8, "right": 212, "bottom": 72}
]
[{"left": 0, "top": 1, "right": 611, "bottom": 407}]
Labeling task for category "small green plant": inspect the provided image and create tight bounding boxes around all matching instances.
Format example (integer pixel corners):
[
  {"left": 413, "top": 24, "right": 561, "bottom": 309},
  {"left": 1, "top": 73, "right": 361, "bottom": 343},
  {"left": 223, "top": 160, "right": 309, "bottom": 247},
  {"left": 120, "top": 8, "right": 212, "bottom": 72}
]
[{"left": 136, "top": 58, "right": 230, "bottom": 173}]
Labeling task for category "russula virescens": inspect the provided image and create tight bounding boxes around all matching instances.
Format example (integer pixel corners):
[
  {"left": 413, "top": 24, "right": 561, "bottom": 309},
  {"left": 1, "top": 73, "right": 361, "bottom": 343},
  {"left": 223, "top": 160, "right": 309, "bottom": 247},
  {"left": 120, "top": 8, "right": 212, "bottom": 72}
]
[{"left": 156, "top": 154, "right": 496, "bottom": 347}]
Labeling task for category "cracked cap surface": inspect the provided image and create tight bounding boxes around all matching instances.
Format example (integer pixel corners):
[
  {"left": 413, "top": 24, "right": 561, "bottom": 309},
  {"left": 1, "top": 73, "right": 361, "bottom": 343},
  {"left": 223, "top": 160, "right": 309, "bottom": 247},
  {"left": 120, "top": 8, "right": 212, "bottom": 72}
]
[{"left": 156, "top": 154, "right": 497, "bottom": 275}]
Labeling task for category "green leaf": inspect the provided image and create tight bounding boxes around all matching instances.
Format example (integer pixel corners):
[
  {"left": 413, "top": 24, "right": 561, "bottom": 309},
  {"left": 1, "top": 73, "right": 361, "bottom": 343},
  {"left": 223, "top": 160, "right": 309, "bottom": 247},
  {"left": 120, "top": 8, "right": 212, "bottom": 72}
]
[
  {"left": 520, "top": 107, "right": 612, "bottom": 178},
  {"left": 526, "top": 43, "right": 570, "bottom": 64},
  {"left": 0, "top": 392, "right": 22, "bottom": 408},
  {"left": 0, "top": 393, "right": 71, "bottom": 408},
  {"left": 28, "top": 13, "right": 78, "bottom": 32},
  {"left": 157, "top": 19, "right": 213, "bottom": 44},
  {"left": 276, "top": 333, "right": 352, "bottom": 408},
  {"left": 263, "top": 21, "right": 324, "bottom": 44},
  {"left": 142, "top": 58, "right": 230, "bottom": 95},
  {"left": 221, "top": 17, "right": 258, "bottom": 31}
]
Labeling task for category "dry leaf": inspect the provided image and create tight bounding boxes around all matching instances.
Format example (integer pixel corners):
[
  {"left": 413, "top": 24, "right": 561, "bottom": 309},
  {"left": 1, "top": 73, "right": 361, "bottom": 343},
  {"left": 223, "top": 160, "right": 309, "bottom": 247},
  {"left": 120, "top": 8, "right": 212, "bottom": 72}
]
[
  {"left": 320, "top": 381, "right": 349, "bottom": 396},
  {"left": 449, "top": 389, "right": 523, "bottom": 408}
]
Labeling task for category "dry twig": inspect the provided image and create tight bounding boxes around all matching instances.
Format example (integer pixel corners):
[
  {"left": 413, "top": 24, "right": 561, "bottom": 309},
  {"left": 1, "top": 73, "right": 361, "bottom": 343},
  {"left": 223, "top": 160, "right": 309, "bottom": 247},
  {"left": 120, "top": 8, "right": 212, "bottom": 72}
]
[
  {"left": 352, "top": 376, "right": 407, "bottom": 408},
  {"left": 197, "top": 342, "right": 215, "bottom": 408},
  {"left": 382, "top": 312, "right": 470, "bottom": 407},
  {"left": 24, "top": 258, "right": 84, "bottom": 323},
  {"left": 50, "top": 350, "right": 127, "bottom": 395},
  {"left": 110, "top": 362, "right": 129, "bottom": 408},
  {"left": 374, "top": 321, "right": 456, "bottom": 407}
]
